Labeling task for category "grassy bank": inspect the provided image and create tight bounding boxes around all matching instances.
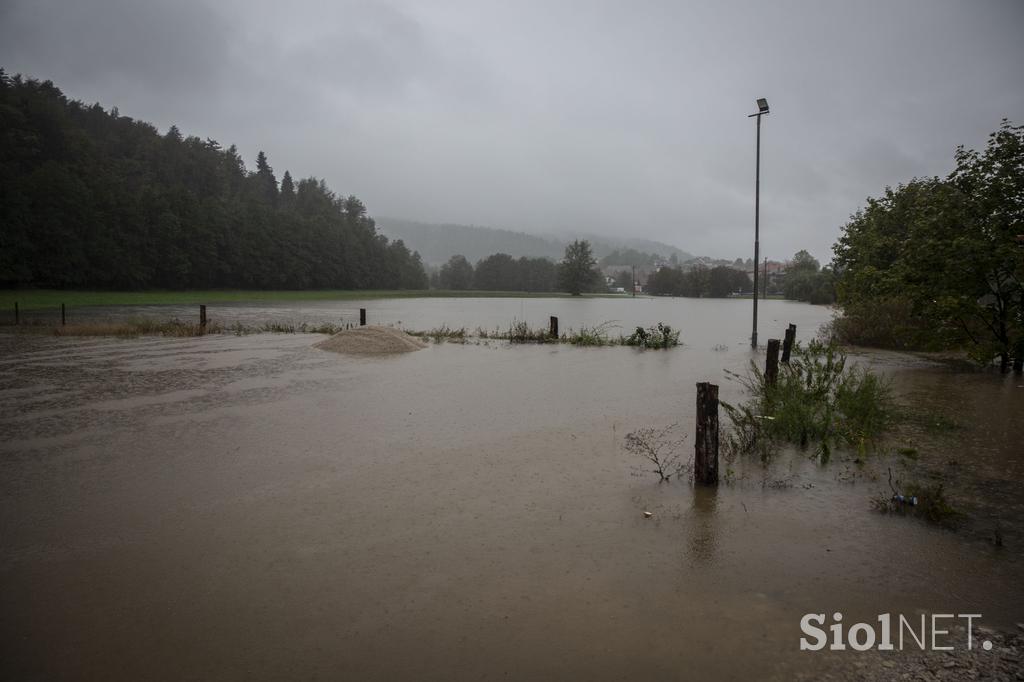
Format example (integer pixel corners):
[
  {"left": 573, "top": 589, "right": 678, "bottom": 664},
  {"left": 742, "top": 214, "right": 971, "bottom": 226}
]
[{"left": 0, "top": 289, "right": 630, "bottom": 311}]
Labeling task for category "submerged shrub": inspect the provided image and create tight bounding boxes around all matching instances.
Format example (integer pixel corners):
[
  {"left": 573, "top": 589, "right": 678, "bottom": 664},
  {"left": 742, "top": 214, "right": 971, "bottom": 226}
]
[
  {"left": 625, "top": 322, "right": 681, "bottom": 349},
  {"left": 871, "top": 468, "right": 963, "bottom": 527},
  {"left": 721, "top": 340, "right": 895, "bottom": 462},
  {"left": 623, "top": 423, "right": 689, "bottom": 481}
]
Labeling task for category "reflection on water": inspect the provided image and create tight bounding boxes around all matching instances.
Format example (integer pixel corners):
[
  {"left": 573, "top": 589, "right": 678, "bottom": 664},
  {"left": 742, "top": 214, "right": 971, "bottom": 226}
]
[
  {"left": 1, "top": 297, "right": 1021, "bottom": 681},
  {"left": 688, "top": 487, "right": 720, "bottom": 564}
]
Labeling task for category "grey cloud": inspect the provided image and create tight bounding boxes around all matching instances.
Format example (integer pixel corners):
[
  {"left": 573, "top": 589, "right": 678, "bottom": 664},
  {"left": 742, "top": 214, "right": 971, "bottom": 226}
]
[{"left": 2, "top": 0, "right": 1023, "bottom": 263}]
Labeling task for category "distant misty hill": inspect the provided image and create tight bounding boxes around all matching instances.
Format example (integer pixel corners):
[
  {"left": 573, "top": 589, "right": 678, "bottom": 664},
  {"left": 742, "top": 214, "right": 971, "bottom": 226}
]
[{"left": 376, "top": 217, "right": 695, "bottom": 266}]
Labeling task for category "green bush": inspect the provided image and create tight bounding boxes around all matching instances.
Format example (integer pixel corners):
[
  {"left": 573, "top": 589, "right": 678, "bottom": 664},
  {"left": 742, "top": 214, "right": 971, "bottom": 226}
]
[
  {"left": 625, "top": 322, "right": 681, "bottom": 349},
  {"left": 722, "top": 341, "right": 895, "bottom": 461}
]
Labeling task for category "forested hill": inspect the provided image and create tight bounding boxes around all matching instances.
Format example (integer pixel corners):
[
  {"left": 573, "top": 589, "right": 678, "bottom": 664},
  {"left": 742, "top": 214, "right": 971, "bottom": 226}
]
[
  {"left": 375, "top": 217, "right": 566, "bottom": 264},
  {"left": 376, "top": 217, "right": 696, "bottom": 267},
  {"left": 0, "top": 72, "right": 427, "bottom": 290}
]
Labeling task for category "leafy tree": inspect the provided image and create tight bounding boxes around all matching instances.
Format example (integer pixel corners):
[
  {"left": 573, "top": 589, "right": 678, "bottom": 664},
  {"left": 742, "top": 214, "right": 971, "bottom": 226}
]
[
  {"left": 783, "top": 250, "right": 834, "bottom": 304},
  {"left": 833, "top": 120, "right": 1023, "bottom": 369},
  {"left": 647, "top": 266, "right": 685, "bottom": 295},
  {"left": 558, "top": 240, "right": 601, "bottom": 295},
  {"left": 708, "top": 265, "right": 751, "bottom": 297},
  {"left": 789, "top": 250, "right": 820, "bottom": 274},
  {"left": 474, "top": 253, "right": 518, "bottom": 290},
  {"left": 440, "top": 254, "right": 474, "bottom": 290},
  {"left": 517, "top": 256, "right": 557, "bottom": 292},
  {"left": 613, "top": 269, "right": 633, "bottom": 290}
]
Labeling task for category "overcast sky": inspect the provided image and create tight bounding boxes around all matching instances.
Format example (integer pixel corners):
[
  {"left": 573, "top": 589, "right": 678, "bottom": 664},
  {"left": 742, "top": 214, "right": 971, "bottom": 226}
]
[{"left": 2, "top": 0, "right": 1021, "bottom": 262}]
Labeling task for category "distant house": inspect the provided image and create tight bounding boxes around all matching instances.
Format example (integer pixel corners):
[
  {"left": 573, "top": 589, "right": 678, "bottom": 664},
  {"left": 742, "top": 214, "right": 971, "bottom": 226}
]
[{"left": 745, "top": 261, "right": 787, "bottom": 294}]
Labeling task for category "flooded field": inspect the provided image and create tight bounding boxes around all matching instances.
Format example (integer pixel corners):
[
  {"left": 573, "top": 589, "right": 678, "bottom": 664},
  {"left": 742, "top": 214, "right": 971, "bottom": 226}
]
[{"left": 1, "top": 297, "right": 1021, "bottom": 680}]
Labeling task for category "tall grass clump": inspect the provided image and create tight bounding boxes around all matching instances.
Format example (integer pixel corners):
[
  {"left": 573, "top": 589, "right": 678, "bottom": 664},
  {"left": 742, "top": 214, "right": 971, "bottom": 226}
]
[
  {"left": 505, "top": 320, "right": 553, "bottom": 343},
  {"left": 407, "top": 325, "right": 468, "bottom": 343},
  {"left": 722, "top": 340, "right": 895, "bottom": 462},
  {"left": 565, "top": 321, "right": 620, "bottom": 346}
]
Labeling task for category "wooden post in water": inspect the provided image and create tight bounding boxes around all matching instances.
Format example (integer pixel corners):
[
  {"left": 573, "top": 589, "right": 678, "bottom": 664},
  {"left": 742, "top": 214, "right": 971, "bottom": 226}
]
[
  {"left": 1014, "top": 342, "right": 1023, "bottom": 375},
  {"left": 781, "top": 324, "right": 796, "bottom": 363},
  {"left": 765, "top": 339, "right": 781, "bottom": 386},
  {"left": 694, "top": 382, "right": 719, "bottom": 486},
  {"left": 199, "top": 305, "right": 207, "bottom": 331},
  {"left": 61, "top": 303, "right": 66, "bottom": 326},
  {"left": 359, "top": 308, "right": 367, "bottom": 326},
  {"left": 549, "top": 316, "right": 559, "bottom": 339},
  {"left": 14, "top": 302, "right": 19, "bottom": 325}
]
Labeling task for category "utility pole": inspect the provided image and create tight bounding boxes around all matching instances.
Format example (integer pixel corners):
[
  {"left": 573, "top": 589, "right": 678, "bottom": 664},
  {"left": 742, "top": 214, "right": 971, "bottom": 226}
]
[{"left": 748, "top": 98, "right": 769, "bottom": 348}]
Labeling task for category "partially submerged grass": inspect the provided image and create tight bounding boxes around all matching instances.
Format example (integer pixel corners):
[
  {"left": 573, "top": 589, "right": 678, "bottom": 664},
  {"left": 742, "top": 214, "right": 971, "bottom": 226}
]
[
  {"left": 564, "top": 321, "right": 620, "bottom": 346},
  {"left": 406, "top": 325, "right": 469, "bottom": 343},
  {"left": 472, "top": 319, "right": 682, "bottom": 348},
  {"left": 870, "top": 468, "right": 964, "bottom": 527},
  {"left": 721, "top": 340, "right": 895, "bottom": 462},
  {"left": 5, "top": 314, "right": 685, "bottom": 350}
]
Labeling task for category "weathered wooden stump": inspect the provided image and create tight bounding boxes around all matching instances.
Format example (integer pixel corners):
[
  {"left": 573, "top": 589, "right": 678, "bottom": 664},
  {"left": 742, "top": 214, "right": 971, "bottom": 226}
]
[
  {"left": 199, "top": 304, "right": 207, "bottom": 331},
  {"left": 61, "top": 303, "right": 66, "bottom": 327},
  {"left": 781, "top": 323, "right": 796, "bottom": 363},
  {"left": 695, "top": 382, "right": 719, "bottom": 486},
  {"left": 14, "top": 302, "right": 19, "bottom": 325},
  {"left": 359, "top": 308, "right": 367, "bottom": 326},
  {"left": 549, "top": 316, "right": 559, "bottom": 339},
  {"left": 765, "top": 339, "right": 781, "bottom": 385}
]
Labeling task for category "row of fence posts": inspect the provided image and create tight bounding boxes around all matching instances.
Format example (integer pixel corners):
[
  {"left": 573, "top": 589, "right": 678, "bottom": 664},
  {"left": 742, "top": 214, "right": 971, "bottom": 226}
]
[
  {"left": 197, "top": 305, "right": 369, "bottom": 332},
  {"left": 9, "top": 303, "right": 1024, "bottom": 374},
  {"left": 693, "top": 323, "right": 799, "bottom": 486},
  {"left": 4, "top": 303, "right": 372, "bottom": 331}
]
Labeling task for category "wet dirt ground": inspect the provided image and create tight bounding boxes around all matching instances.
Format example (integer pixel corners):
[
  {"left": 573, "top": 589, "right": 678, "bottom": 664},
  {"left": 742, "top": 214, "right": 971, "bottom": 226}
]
[{"left": 1, "top": 298, "right": 1021, "bottom": 680}]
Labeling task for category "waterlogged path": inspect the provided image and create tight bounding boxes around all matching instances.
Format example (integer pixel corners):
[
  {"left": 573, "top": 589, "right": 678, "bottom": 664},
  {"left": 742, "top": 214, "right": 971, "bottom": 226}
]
[{"left": 1, "top": 297, "right": 1021, "bottom": 680}]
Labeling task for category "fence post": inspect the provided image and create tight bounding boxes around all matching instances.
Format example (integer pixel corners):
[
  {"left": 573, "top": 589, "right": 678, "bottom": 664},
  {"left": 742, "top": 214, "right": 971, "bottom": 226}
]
[
  {"left": 61, "top": 303, "right": 66, "bottom": 327},
  {"left": 549, "top": 316, "right": 559, "bottom": 339},
  {"left": 1014, "top": 341, "right": 1023, "bottom": 375},
  {"left": 199, "top": 305, "right": 207, "bottom": 331},
  {"left": 781, "top": 323, "right": 796, "bottom": 363},
  {"left": 14, "top": 302, "right": 19, "bottom": 325},
  {"left": 765, "top": 339, "right": 781, "bottom": 386},
  {"left": 695, "top": 382, "right": 719, "bottom": 485},
  {"left": 359, "top": 308, "right": 367, "bottom": 326}
]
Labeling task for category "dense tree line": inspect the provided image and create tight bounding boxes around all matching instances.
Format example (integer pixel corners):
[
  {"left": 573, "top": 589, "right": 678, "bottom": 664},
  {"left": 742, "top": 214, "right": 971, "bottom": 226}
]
[
  {"left": 646, "top": 264, "right": 751, "bottom": 297},
  {"left": 833, "top": 120, "right": 1023, "bottom": 370},
  {"left": 432, "top": 240, "right": 602, "bottom": 294},
  {"left": 0, "top": 72, "right": 427, "bottom": 290},
  {"left": 782, "top": 250, "right": 835, "bottom": 304},
  {"left": 432, "top": 253, "right": 558, "bottom": 292}
]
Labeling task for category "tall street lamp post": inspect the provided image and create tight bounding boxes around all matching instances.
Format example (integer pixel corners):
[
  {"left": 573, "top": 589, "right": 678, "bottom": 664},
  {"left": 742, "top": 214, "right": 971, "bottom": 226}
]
[{"left": 748, "top": 97, "right": 769, "bottom": 348}]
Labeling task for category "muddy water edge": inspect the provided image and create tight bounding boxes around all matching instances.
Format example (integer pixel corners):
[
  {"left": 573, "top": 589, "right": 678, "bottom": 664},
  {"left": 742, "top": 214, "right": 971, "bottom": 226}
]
[{"left": 1, "top": 297, "right": 1021, "bottom": 680}]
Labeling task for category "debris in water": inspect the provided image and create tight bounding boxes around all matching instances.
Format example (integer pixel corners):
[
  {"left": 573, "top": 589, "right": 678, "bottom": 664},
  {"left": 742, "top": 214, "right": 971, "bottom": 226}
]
[{"left": 643, "top": 511, "right": 653, "bottom": 519}]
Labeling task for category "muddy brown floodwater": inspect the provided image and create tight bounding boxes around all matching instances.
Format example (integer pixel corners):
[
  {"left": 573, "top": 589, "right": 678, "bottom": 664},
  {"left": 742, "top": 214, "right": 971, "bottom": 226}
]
[{"left": 1, "top": 298, "right": 1022, "bottom": 680}]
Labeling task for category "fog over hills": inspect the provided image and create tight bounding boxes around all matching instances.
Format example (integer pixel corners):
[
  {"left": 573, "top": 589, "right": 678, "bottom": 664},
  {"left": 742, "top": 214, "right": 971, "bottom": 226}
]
[{"left": 376, "top": 217, "right": 695, "bottom": 266}]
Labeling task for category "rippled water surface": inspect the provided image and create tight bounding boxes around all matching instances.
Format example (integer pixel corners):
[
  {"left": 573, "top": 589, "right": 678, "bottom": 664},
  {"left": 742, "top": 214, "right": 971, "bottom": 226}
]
[{"left": 1, "top": 297, "right": 1021, "bottom": 680}]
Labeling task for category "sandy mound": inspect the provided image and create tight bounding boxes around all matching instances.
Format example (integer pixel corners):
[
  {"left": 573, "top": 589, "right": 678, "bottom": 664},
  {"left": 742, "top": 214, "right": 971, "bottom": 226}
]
[{"left": 314, "top": 325, "right": 427, "bottom": 356}]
